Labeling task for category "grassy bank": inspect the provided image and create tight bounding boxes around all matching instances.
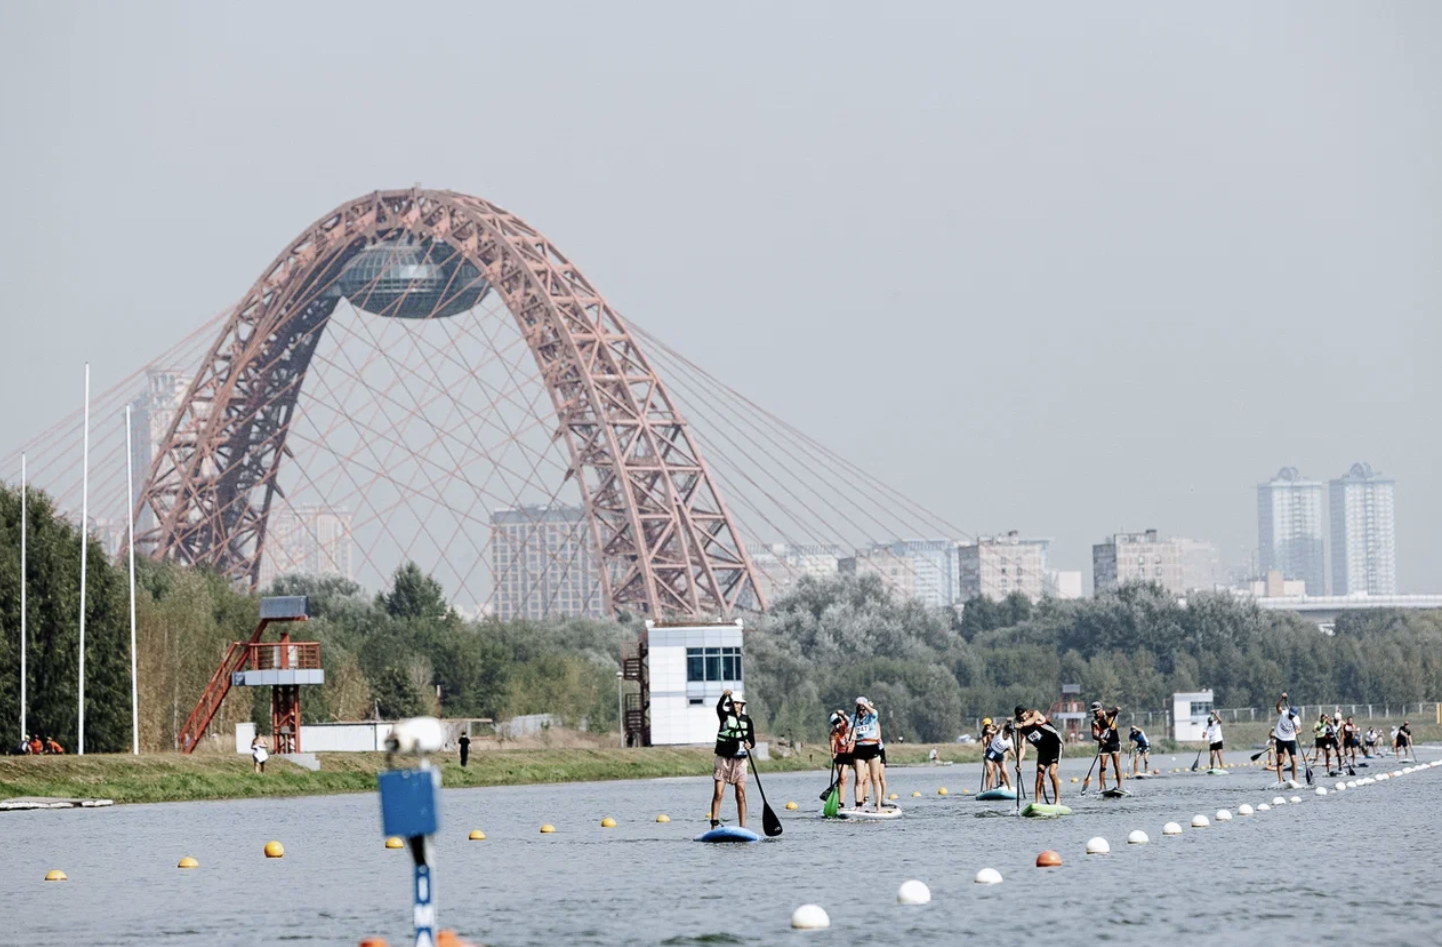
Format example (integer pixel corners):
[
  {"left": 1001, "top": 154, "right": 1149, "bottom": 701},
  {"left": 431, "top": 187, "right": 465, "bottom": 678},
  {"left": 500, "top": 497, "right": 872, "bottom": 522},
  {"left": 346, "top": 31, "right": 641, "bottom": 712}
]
[{"left": 0, "top": 741, "right": 995, "bottom": 806}]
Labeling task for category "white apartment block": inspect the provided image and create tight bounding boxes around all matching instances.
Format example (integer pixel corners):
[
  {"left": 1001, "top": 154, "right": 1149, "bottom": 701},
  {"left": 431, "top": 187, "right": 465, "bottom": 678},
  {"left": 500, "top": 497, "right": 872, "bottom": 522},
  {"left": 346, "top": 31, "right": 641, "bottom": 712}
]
[
  {"left": 1329, "top": 463, "right": 1397, "bottom": 595},
  {"left": 1257, "top": 466, "right": 1326, "bottom": 595},
  {"left": 1093, "top": 529, "right": 1185, "bottom": 595},
  {"left": 956, "top": 531, "right": 1050, "bottom": 602},
  {"left": 489, "top": 504, "right": 604, "bottom": 620}
]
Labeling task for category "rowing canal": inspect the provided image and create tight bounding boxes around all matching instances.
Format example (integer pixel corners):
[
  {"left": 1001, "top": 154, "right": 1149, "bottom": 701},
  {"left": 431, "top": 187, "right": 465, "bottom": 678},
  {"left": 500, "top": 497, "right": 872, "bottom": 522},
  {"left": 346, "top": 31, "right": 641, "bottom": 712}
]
[{"left": 4, "top": 749, "right": 1439, "bottom": 946}]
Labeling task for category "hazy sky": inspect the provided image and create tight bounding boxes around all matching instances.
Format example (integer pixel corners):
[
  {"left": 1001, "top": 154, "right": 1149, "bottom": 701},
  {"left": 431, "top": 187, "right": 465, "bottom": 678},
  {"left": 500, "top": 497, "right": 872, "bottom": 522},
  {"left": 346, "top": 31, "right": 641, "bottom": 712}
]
[{"left": 1, "top": 2, "right": 1438, "bottom": 591}]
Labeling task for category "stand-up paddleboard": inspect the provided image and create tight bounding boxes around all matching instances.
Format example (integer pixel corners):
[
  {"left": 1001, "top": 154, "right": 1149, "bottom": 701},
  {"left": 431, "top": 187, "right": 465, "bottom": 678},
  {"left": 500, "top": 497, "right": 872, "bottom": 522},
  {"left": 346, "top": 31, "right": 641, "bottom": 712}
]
[
  {"left": 834, "top": 805, "right": 903, "bottom": 820},
  {"left": 1021, "top": 802, "right": 1072, "bottom": 819},
  {"left": 1205, "top": 768, "right": 1230, "bottom": 776},
  {"left": 695, "top": 826, "right": 760, "bottom": 843},
  {"left": 976, "top": 787, "right": 1018, "bottom": 801},
  {"left": 1101, "top": 787, "right": 1132, "bottom": 798},
  {"left": 1130, "top": 772, "right": 1162, "bottom": 779}
]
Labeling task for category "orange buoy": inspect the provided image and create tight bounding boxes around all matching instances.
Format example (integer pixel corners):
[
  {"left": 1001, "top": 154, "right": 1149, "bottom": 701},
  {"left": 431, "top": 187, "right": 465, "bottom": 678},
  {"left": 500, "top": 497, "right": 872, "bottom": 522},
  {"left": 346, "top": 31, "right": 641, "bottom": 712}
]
[
  {"left": 1036, "top": 850, "right": 1063, "bottom": 868},
  {"left": 358, "top": 939, "right": 390, "bottom": 947}
]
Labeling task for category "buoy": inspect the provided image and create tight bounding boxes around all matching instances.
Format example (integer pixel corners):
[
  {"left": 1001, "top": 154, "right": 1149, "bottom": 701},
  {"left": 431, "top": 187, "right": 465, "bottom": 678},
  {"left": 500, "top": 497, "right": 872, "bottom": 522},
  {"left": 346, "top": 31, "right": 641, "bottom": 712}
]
[
  {"left": 785, "top": 802, "right": 798, "bottom": 811},
  {"left": 938, "top": 787, "right": 948, "bottom": 796},
  {"left": 1215, "top": 809, "right": 1232, "bottom": 821},
  {"left": 1127, "top": 830, "right": 1149, "bottom": 845},
  {"left": 961, "top": 789, "right": 971, "bottom": 795},
  {"left": 1257, "top": 803, "right": 1271, "bottom": 811},
  {"left": 975, "top": 867, "right": 1003, "bottom": 884},
  {"left": 1191, "top": 815, "right": 1209, "bottom": 828},
  {"left": 1289, "top": 795, "right": 1302, "bottom": 804},
  {"left": 358, "top": 938, "right": 390, "bottom": 947},
  {"left": 44, "top": 870, "right": 67, "bottom": 882},
  {"left": 1403, "top": 767, "right": 1413, "bottom": 774},
  {"left": 1335, "top": 781, "right": 1347, "bottom": 791},
  {"left": 897, "top": 880, "right": 931, "bottom": 904},
  {"left": 911, "top": 791, "right": 921, "bottom": 797},
  {"left": 1162, "top": 822, "right": 1183, "bottom": 836},
  {"left": 178, "top": 857, "right": 199, "bottom": 869},
  {"left": 1238, "top": 804, "right": 1254, "bottom": 815},
  {"left": 1086, "top": 836, "right": 1110, "bottom": 854},
  {"left": 1345, "top": 781, "right": 1357, "bottom": 789},
  {"left": 888, "top": 793, "right": 898, "bottom": 801},
  {"left": 385, "top": 837, "right": 405, "bottom": 849},
  {"left": 264, "top": 841, "right": 284, "bottom": 859},
  {"left": 1271, "top": 796, "right": 1286, "bottom": 806},
  {"left": 1070, "top": 777, "right": 1078, "bottom": 783},
  {"left": 1035, "top": 850, "right": 1062, "bottom": 867},
  {"left": 468, "top": 830, "right": 486, "bottom": 840},
  {"left": 790, "top": 904, "right": 830, "bottom": 930},
  {"left": 540, "top": 824, "right": 556, "bottom": 834},
  {"left": 655, "top": 814, "right": 671, "bottom": 823},
  {"left": 600, "top": 818, "right": 616, "bottom": 828}
]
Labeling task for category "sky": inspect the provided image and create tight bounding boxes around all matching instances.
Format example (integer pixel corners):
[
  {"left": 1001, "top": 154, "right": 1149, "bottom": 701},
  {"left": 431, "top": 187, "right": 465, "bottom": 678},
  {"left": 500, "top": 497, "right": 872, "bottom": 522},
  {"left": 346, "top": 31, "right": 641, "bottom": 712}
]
[{"left": 0, "top": 2, "right": 1438, "bottom": 592}]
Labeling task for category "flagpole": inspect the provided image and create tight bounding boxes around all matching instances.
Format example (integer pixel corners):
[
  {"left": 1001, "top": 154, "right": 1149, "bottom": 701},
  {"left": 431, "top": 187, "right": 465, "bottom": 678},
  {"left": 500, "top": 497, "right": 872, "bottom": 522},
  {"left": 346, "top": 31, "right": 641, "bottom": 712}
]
[
  {"left": 20, "top": 453, "right": 27, "bottom": 744},
  {"left": 126, "top": 405, "right": 139, "bottom": 755},
  {"left": 78, "top": 362, "right": 89, "bottom": 755}
]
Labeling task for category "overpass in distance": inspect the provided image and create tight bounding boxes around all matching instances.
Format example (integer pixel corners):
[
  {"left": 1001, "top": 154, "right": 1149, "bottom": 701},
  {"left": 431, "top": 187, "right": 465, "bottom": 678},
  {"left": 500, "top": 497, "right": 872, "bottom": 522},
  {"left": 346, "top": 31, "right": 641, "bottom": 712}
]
[{"left": 1252, "top": 593, "right": 1442, "bottom": 633}]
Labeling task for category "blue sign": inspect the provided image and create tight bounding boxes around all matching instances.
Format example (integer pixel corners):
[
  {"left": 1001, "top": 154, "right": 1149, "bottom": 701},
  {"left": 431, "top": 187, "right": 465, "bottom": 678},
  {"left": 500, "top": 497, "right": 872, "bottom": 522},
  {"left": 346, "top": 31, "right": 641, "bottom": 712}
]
[{"left": 378, "top": 768, "right": 441, "bottom": 839}]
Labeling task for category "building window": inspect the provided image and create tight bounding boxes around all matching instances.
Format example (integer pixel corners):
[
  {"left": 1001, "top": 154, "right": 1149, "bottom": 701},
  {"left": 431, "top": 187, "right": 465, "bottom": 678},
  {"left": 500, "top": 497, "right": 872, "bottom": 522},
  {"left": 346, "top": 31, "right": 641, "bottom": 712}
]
[
  {"left": 686, "top": 646, "right": 743, "bottom": 683},
  {"left": 1189, "top": 700, "right": 1212, "bottom": 717}
]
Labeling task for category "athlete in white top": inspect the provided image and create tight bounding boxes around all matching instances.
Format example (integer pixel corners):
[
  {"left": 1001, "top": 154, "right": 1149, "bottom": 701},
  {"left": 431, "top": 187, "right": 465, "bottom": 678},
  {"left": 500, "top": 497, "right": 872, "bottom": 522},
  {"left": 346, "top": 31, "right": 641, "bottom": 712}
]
[
  {"left": 1272, "top": 695, "right": 1300, "bottom": 785},
  {"left": 983, "top": 727, "right": 1014, "bottom": 790},
  {"left": 1204, "top": 714, "right": 1225, "bottom": 771}
]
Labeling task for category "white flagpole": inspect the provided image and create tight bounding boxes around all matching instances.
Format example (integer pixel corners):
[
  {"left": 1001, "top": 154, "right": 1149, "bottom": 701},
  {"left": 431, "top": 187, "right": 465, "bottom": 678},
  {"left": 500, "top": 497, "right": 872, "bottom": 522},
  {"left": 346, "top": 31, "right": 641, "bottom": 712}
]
[
  {"left": 126, "top": 405, "right": 139, "bottom": 755},
  {"left": 78, "top": 362, "right": 89, "bottom": 755},
  {"left": 20, "top": 453, "right": 26, "bottom": 744}
]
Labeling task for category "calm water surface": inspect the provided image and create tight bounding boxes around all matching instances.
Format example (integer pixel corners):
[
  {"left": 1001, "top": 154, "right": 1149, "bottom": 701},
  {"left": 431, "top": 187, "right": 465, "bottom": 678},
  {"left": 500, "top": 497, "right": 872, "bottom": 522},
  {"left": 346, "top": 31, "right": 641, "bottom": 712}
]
[{"left": 4, "top": 749, "right": 1439, "bottom": 946}]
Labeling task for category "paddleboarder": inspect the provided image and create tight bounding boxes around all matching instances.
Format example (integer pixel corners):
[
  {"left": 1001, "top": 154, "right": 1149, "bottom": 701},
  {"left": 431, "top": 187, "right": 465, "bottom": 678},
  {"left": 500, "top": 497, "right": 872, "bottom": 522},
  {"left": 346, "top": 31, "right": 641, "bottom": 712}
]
[
  {"left": 850, "top": 696, "right": 888, "bottom": 813},
  {"left": 709, "top": 690, "right": 755, "bottom": 829},
  {"left": 983, "top": 721, "right": 1014, "bottom": 791},
  {"left": 1313, "top": 713, "right": 1337, "bottom": 775},
  {"left": 1014, "top": 706, "right": 1063, "bottom": 804},
  {"left": 828, "top": 710, "right": 855, "bottom": 808},
  {"left": 1090, "top": 702, "right": 1124, "bottom": 791},
  {"left": 1272, "top": 695, "right": 1301, "bottom": 786},
  {"left": 1363, "top": 726, "right": 1379, "bottom": 758},
  {"left": 1394, "top": 721, "right": 1414, "bottom": 761},
  {"left": 1204, "top": 712, "right": 1225, "bottom": 771},
  {"left": 1340, "top": 716, "right": 1361, "bottom": 767},
  {"left": 1128, "top": 725, "right": 1151, "bottom": 775}
]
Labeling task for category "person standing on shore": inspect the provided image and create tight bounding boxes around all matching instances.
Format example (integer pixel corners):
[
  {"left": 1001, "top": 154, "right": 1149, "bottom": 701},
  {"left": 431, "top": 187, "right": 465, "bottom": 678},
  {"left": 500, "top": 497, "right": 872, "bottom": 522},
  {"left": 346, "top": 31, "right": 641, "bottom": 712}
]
[
  {"left": 458, "top": 731, "right": 471, "bottom": 767},
  {"left": 709, "top": 690, "right": 754, "bottom": 829},
  {"left": 251, "top": 734, "right": 269, "bottom": 775},
  {"left": 1272, "top": 695, "right": 1301, "bottom": 786}
]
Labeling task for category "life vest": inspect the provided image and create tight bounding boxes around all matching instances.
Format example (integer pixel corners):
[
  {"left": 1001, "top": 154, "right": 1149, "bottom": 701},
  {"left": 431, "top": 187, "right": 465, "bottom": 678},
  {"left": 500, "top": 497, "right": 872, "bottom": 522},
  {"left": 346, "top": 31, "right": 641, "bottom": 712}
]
[{"left": 715, "top": 713, "right": 748, "bottom": 756}]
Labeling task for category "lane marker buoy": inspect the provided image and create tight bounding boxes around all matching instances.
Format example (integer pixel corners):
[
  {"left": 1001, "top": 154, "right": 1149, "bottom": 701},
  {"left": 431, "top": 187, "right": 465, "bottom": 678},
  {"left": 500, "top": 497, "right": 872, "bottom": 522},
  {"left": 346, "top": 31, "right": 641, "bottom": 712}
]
[
  {"left": 655, "top": 814, "right": 670, "bottom": 823},
  {"left": 385, "top": 837, "right": 405, "bottom": 849},
  {"left": 468, "top": 830, "right": 486, "bottom": 840},
  {"left": 540, "top": 824, "right": 556, "bottom": 834},
  {"left": 1036, "top": 850, "right": 1062, "bottom": 867},
  {"left": 1127, "top": 830, "right": 1149, "bottom": 845},
  {"left": 264, "top": 841, "right": 284, "bottom": 858},
  {"left": 1215, "top": 809, "right": 1232, "bottom": 821},
  {"left": 1238, "top": 804, "right": 1254, "bottom": 815},
  {"left": 1257, "top": 803, "right": 1271, "bottom": 811},
  {"left": 938, "top": 787, "right": 948, "bottom": 796},
  {"left": 785, "top": 802, "right": 798, "bottom": 811},
  {"left": 601, "top": 818, "right": 616, "bottom": 828},
  {"left": 1086, "top": 836, "right": 1110, "bottom": 854},
  {"left": 1289, "top": 795, "right": 1302, "bottom": 804},
  {"left": 44, "top": 870, "right": 67, "bottom": 882},
  {"left": 178, "top": 856, "right": 199, "bottom": 869},
  {"left": 791, "top": 905, "right": 830, "bottom": 929},
  {"left": 1271, "top": 796, "right": 1287, "bottom": 806},
  {"left": 1162, "top": 822, "right": 1183, "bottom": 835},
  {"left": 897, "top": 880, "right": 931, "bottom": 904},
  {"left": 975, "top": 867, "right": 1003, "bottom": 884},
  {"left": 1191, "top": 815, "right": 1210, "bottom": 828},
  {"left": 911, "top": 791, "right": 921, "bottom": 798}
]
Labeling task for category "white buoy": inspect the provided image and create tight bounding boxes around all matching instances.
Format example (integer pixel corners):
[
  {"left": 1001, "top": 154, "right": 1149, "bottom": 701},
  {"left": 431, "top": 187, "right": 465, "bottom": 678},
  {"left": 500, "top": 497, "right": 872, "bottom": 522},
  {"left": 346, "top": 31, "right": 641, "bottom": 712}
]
[
  {"left": 975, "top": 867, "right": 1003, "bottom": 885},
  {"left": 1191, "top": 814, "right": 1210, "bottom": 828},
  {"left": 1086, "top": 837, "right": 1110, "bottom": 855},
  {"left": 1289, "top": 795, "right": 1302, "bottom": 804},
  {"left": 1315, "top": 787, "right": 1328, "bottom": 796},
  {"left": 1403, "top": 767, "right": 1413, "bottom": 775},
  {"left": 1271, "top": 796, "right": 1286, "bottom": 806},
  {"left": 897, "top": 880, "right": 931, "bottom": 905},
  {"left": 1345, "top": 781, "right": 1357, "bottom": 789},
  {"left": 1335, "top": 781, "right": 1347, "bottom": 791},
  {"left": 1215, "top": 809, "right": 1232, "bottom": 821},
  {"left": 1237, "top": 804, "right": 1254, "bottom": 815},
  {"left": 1162, "top": 821, "right": 1183, "bottom": 836},
  {"left": 791, "top": 905, "right": 830, "bottom": 930},
  {"left": 1257, "top": 803, "right": 1271, "bottom": 811},
  {"left": 1127, "top": 830, "right": 1149, "bottom": 845}
]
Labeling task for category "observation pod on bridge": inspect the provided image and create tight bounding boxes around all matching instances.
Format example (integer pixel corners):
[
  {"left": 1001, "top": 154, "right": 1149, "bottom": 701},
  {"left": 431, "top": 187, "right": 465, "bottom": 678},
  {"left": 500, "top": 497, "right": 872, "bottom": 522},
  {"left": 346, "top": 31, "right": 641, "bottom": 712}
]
[{"left": 134, "top": 189, "right": 764, "bottom": 620}]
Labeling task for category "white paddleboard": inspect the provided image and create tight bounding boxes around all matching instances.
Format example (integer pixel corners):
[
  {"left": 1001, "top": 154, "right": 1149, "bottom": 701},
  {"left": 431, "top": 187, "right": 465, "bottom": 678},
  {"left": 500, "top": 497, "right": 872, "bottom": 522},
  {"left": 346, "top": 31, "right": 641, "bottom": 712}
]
[{"left": 834, "top": 805, "right": 903, "bottom": 820}]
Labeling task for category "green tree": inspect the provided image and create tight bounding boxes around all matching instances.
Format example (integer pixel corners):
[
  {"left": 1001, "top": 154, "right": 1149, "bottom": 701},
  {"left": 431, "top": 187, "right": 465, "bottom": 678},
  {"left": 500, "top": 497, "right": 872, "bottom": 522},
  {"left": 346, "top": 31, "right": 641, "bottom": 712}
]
[{"left": 377, "top": 562, "right": 449, "bottom": 621}]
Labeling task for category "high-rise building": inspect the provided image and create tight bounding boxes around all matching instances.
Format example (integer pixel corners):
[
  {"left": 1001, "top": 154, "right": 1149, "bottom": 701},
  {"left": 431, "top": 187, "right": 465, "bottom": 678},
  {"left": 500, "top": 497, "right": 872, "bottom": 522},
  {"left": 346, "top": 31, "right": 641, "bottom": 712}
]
[
  {"left": 1329, "top": 462, "right": 1397, "bottom": 595},
  {"left": 258, "top": 505, "right": 355, "bottom": 587},
  {"left": 748, "top": 543, "right": 844, "bottom": 605},
  {"left": 839, "top": 545, "right": 919, "bottom": 602},
  {"left": 1256, "top": 467, "right": 1326, "bottom": 595},
  {"left": 1177, "top": 538, "right": 1227, "bottom": 591},
  {"left": 489, "top": 504, "right": 604, "bottom": 620},
  {"left": 842, "top": 539, "right": 958, "bottom": 607},
  {"left": 956, "top": 532, "right": 1050, "bottom": 602},
  {"left": 1092, "top": 529, "right": 1184, "bottom": 595}
]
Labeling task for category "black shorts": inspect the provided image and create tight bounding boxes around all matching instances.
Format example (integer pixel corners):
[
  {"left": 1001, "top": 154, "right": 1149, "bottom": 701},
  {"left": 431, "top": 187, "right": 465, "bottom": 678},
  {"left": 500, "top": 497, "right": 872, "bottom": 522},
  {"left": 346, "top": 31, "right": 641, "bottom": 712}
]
[
  {"left": 853, "top": 744, "right": 881, "bottom": 762},
  {"left": 1209, "top": 741, "right": 1224, "bottom": 752},
  {"left": 1101, "top": 738, "right": 1122, "bottom": 754},
  {"left": 1275, "top": 738, "right": 1298, "bottom": 757},
  {"left": 1344, "top": 738, "right": 1359, "bottom": 749},
  {"left": 1133, "top": 744, "right": 1149, "bottom": 754},
  {"left": 984, "top": 750, "right": 1005, "bottom": 764},
  {"left": 834, "top": 753, "right": 855, "bottom": 766}
]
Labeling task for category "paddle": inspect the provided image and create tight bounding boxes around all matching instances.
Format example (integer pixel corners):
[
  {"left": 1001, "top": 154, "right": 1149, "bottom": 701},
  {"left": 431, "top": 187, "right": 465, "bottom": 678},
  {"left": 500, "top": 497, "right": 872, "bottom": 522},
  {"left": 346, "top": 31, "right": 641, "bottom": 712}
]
[
  {"left": 822, "top": 762, "right": 840, "bottom": 818},
  {"left": 747, "top": 752, "right": 783, "bottom": 837},
  {"left": 1189, "top": 747, "right": 1204, "bottom": 772},
  {"left": 1079, "top": 746, "right": 1102, "bottom": 795}
]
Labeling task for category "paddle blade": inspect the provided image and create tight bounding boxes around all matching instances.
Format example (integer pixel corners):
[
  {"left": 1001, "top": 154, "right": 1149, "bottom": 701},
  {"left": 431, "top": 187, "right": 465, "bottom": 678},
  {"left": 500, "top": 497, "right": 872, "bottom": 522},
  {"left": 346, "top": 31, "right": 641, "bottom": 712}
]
[
  {"left": 823, "top": 788, "right": 839, "bottom": 818},
  {"left": 818, "top": 781, "right": 836, "bottom": 802},
  {"left": 762, "top": 803, "right": 784, "bottom": 837}
]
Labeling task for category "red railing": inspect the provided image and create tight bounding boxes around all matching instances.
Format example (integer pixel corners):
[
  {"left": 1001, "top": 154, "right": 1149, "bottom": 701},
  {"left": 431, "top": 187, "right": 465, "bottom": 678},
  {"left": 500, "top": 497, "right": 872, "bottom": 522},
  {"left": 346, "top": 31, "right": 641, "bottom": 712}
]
[{"left": 245, "top": 641, "right": 321, "bottom": 671}]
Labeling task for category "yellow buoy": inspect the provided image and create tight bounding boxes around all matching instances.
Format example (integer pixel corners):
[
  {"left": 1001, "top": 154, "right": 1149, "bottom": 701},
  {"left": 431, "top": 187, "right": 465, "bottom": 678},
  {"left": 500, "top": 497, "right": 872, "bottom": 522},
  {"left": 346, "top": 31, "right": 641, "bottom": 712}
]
[
  {"left": 1070, "top": 777, "right": 1079, "bottom": 783},
  {"left": 44, "top": 870, "right": 67, "bottom": 882},
  {"left": 467, "top": 830, "right": 486, "bottom": 841},
  {"left": 264, "top": 841, "right": 285, "bottom": 859},
  {"left": 601, "top": 817, "right": 617, "bottom": 828},
  {"left": 938, "top": 787, "right": 948, "bottom": 796},
  {"left": 785, "top": 801, "right": 799, "bottom": 811},
  {"left": 385, "top": 836, "right": 405, "bottom": 849},
  {"left": 540, "top": 824, "right": 556, "bottom": 834},
  {"left": 911, "top": 791, "right": 921, "bottom": 797},
  {"left": 888, "top": 793, "right": 898, "bottom": 800},
  {"left": 177, "top": 857, "right": 199, "bottom": 869},
  {"left": 655, "top": 814, "right": 671, "bottom": 823}
]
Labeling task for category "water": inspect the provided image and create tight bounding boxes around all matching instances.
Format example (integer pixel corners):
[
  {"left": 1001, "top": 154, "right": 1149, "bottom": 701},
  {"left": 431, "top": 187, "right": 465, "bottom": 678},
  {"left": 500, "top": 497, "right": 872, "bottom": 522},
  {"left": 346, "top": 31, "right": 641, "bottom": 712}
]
[{"left": 4, "top": 750, "right": 1439, "bottom": 946}]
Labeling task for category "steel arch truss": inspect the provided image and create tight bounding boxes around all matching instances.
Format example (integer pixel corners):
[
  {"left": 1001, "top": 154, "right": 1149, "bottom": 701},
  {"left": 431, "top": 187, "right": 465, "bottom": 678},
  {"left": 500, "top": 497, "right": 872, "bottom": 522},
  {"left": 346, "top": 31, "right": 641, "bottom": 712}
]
[{"left": 136, "top": 188, "right": 764, "bottom": 619}]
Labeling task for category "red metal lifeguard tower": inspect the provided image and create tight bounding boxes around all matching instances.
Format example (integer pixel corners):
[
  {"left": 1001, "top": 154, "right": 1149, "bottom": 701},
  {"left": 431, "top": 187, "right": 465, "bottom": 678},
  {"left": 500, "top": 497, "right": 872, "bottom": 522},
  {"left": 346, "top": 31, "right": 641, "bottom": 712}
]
[
  {"left": 177, "top": 596, "right": 325, "bottom": 754},
  {"left": 1048, "top": 683, "right": 1087, "bottom": 745}
]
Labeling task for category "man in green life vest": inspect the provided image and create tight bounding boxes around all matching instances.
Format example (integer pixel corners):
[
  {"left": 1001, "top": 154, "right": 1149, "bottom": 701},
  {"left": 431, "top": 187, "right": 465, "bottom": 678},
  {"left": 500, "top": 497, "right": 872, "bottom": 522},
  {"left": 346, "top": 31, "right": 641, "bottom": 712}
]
[{"left": 710, "top": 689, "right": 756, "bottom": 829}]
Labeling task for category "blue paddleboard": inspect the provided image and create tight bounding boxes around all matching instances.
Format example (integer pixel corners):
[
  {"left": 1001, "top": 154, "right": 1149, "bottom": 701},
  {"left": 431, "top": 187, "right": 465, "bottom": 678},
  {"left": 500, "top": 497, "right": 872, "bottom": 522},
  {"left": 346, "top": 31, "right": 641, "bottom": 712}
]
[{"left": 695, "top": 826, "right": 760, "bottom": 843}]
